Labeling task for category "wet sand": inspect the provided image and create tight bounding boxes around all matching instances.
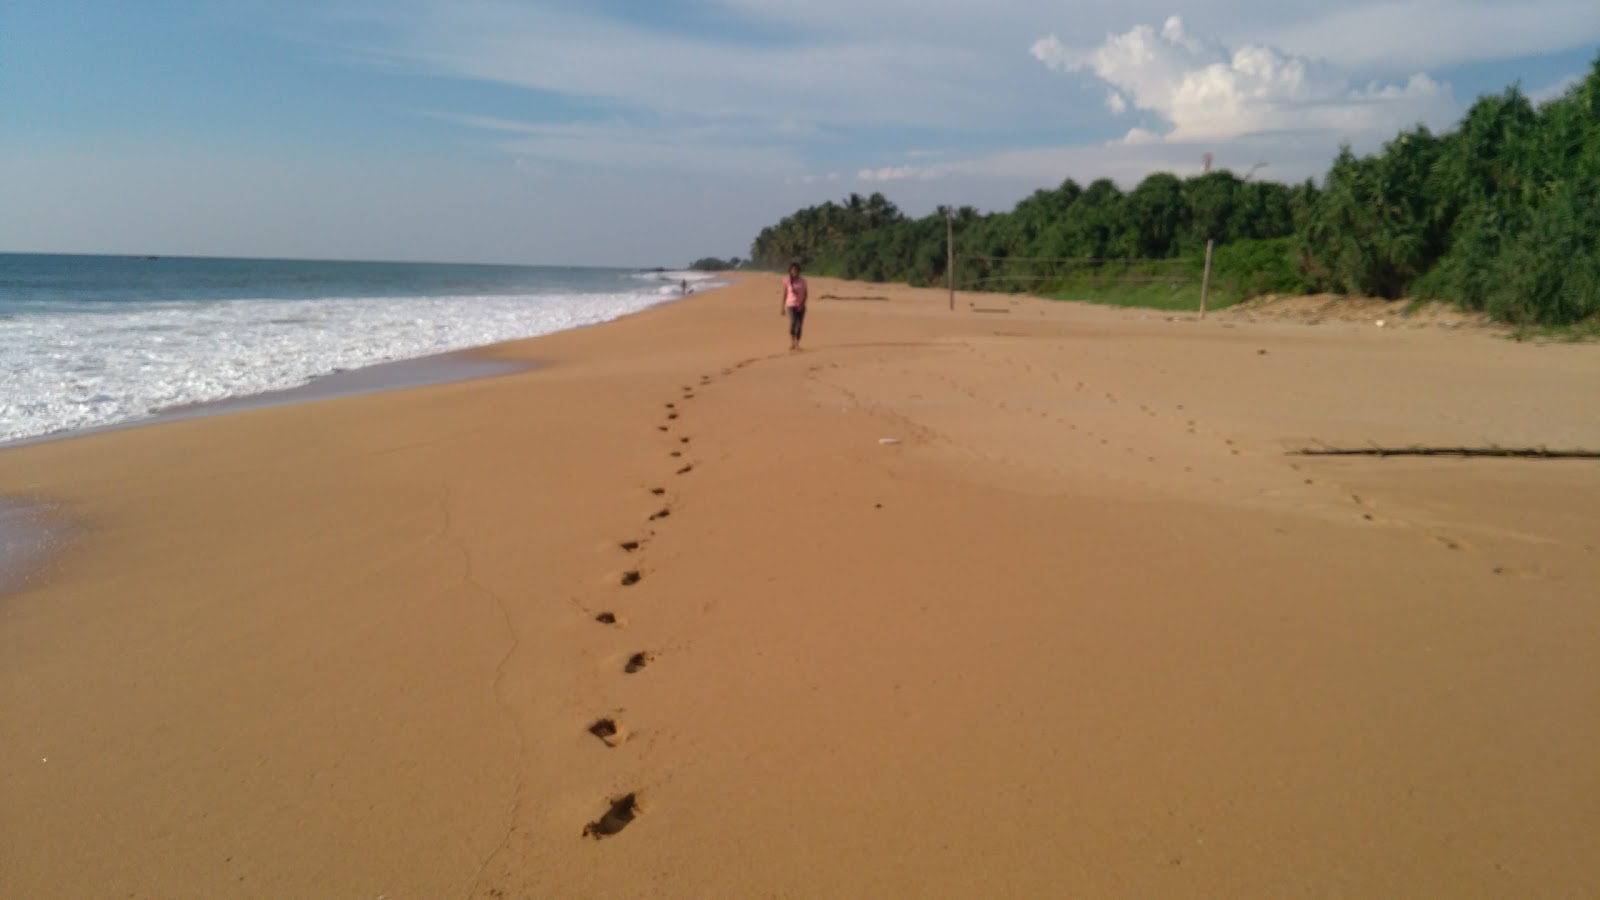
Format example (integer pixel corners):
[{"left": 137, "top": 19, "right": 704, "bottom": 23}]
[
  {"left": 1, "top": 276, "right": 1597, "bottom": 897},
  {"left": 0, "top": 497, "right": 70, "bottom": 596}
]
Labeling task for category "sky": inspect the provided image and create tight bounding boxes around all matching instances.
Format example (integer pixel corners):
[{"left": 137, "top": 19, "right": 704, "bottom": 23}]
[{"left": 2, "top": 1, "right": 1596, "bottom": 267}]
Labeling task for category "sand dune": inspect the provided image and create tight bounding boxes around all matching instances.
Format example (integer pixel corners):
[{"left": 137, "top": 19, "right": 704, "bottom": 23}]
[{"left": 2, "top": 276, "right": 1597, "bottom": 897}]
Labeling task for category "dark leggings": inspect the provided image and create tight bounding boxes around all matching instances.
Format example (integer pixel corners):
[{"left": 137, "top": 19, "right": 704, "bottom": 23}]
[{"left": 788, "top": 306, "right": 806, "bottom": 341}]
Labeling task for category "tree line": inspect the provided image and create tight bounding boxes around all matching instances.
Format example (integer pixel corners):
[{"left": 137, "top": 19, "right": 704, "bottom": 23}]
[{"left": 747, "top": 57, "right": 1599, "bottom": 325}]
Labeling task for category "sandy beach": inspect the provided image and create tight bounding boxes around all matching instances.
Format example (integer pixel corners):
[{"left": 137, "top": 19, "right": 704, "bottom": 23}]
[{"left": 2, "top": 276, "right": 1597, "bottom": 897}]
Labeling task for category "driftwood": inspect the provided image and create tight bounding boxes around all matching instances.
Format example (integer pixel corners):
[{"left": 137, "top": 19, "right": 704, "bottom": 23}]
[{"left": 1293, "top": 444, "right": 1599, "bottom": 459}]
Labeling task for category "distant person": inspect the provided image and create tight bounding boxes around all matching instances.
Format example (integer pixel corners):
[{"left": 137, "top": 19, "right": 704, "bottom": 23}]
[
  {"left": 781, "top": 263, "right": 808, "bottom": 350},
  {"left": 680, "top": 278, "right": 689, "bottom": 295}
]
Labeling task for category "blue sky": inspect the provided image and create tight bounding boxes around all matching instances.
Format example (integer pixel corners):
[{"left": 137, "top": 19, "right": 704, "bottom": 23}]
[{"left": 2, "top": 1, "right": 1596, "bottom": 266}]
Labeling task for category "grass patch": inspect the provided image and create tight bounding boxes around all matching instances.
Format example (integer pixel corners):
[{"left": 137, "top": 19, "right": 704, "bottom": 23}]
[{"left": 1037, "top": 280, "right": 1244, "bottom": 312}]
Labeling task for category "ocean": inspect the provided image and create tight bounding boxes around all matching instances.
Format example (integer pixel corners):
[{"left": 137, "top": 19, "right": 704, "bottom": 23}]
[{"left": 0, "top": 253, "right": 720, "bottom": 445}]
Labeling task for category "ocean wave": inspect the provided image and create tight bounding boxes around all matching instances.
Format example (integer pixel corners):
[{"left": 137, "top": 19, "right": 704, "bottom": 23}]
[
  {"left": 0, "top": 289, "right": 676, "bottom": 444},
  {"left": 630, "top": 269, "right": 724, "bottom": 284}
]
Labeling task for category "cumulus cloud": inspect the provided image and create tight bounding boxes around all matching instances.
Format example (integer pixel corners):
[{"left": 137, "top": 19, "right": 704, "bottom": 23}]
[
  {"left": 857, "top": 165, "right": 945, "bottom": 182},
  {"left": 1031, "top": 16, "right": 1455, "bottom": 145}
]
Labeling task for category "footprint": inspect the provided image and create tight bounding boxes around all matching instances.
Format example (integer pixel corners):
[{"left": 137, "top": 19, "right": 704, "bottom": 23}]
[
  {"left": 676, "top": 464, "right": 693, "bottom": 475},
  {"left": 649, "top": 508, "right": 671, "bottom": 521},
  {"left": 651, "top": 487, "right": 666, "bottom": 495},
  {"left": 657, "top": 425, "right": 669, "bottom": 432},
  {"left": 594, "top": 611, "right": 625, "bottom": 626},
  {"left": 625, "top": 652, "right": 653, "bottom": 673},
  {"left": 665, "top": 403, "right": 675, "bottom": 409},
  {"left": 582, "top": 793, "right": 640, "bottom": 839},
  {"left": 619, "top": 540, "right": 641, "bottom": 552},
  {"left": 667, "top": 413, "right": 678, "bottom": 420},
  {"left": 620, "top": 571, "right": 641, "bottom": 586},
  {"left": 679, "top": 437, "right": 690, "bottom": 444},
  {"left": 670, "top": 451, "right": 682, "bottom": 458},
  {"left": 588, "top": 718, "right": 628, "bottom": 748}
]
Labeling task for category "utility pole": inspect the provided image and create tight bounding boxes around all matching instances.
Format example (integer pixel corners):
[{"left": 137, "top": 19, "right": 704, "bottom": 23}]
[
  {"left": 1200, "top": 154, "right": 1213, "bottom": 317},
  {"left": 1196, "top": 159, "right": 1266, "bottom": 319},
  {"left": 946, "top": 205, "right": 955, "bottom": 312}
]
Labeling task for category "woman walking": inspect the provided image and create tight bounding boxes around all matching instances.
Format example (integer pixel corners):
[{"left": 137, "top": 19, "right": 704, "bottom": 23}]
[{"left": 780, "top": 263, "right": 808, "bottom": 350}]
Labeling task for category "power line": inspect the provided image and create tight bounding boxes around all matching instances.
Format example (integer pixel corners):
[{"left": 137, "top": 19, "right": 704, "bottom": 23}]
[{"left": 958, "top": 254, "right": 1193, "bottom": 265}]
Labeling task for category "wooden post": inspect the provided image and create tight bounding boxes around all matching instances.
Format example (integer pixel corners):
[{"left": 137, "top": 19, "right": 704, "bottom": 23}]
[
  {"left": 946, "top": 205, "right": 955, "bottom": 311},
  {"left": 1199, "top": 238, "right": 1214, "bottom": 319}
]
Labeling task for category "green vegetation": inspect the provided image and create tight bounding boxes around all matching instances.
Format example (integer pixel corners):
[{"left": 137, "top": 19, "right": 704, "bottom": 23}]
[
  {"left": 687, "top": 256, "right": 742, "bottom": 271},
  {"left": 748, "top": 58, "right": 1600, "bottom": 326},
  {"left": 1506, "top": 319, "right": 1600, "bottom": 343},
  {"left": 1035, "top": 238, "right": 1302, "bottom": 312}
]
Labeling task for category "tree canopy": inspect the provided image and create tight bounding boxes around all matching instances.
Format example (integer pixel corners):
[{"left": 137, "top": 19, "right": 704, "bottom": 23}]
[{"left": 747, "top": 57, "right": 1600, "bottom": 325}]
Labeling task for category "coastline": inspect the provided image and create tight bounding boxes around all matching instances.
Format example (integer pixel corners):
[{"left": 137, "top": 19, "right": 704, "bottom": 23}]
[
  {"left": 2, "top": 274, "right": 1596, "bottom": 897},
  {"left": 0, "top": 350, "right": 535, "bottom": 452},
  {"left": 0, "top": 273, "right": 717, "bottom": 451},
  {"left": 0, "top": 287, "right": 712, "bottom": 595}
]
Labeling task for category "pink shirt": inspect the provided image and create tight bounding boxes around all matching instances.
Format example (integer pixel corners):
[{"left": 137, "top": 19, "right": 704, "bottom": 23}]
[{"left": 784, "top": 276, "right": 808, "bottom": 309}]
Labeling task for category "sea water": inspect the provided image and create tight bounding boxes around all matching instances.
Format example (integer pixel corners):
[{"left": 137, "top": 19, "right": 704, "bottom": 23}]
[{"left": 0, "top": 253, "right": 721, "bottom": 444}]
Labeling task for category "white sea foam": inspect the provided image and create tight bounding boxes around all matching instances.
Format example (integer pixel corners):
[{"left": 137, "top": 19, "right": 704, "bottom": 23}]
[
  {"left": 631, "top": 269, "right": 721, "bottom": 284},
  {"left": 630, "top": 269, "right": 724, "bottom": 296},
  {"left": 0, "top": 288, "right": 689, "bottom": 444}
]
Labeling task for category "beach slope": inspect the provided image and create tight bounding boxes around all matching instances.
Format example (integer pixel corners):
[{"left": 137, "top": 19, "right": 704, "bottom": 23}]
[{"left": 2, "top": 277, "right": 1597, "bottom": 897}]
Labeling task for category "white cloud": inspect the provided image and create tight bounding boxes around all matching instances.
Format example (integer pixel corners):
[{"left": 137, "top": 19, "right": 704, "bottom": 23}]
[
  {"left": 1530, "top": 72, "right": 1584, "bottom": 103},
  {"left": 422, "top": 111, "right": 802, "bottom": 176},
  {"left": 857, "top": 165, "right": 944, "bottom": 181},
  {"left": 1032, "top": 16, "right": 1455, "bottom": 144},
  {"left": 334, "top": 0, "right": 1032, "bottom": 133},
  {"left": 279, "top": 0, "right": 1591, "bottom": 258},
  {"left": 1245, "top": 1, "right": 1600, "bottom": 73}
]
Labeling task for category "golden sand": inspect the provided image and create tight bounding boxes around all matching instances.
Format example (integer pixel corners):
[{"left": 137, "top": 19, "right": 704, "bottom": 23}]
[{"left": 2, "top": 277, "right": 1597, "bottom": 897}]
